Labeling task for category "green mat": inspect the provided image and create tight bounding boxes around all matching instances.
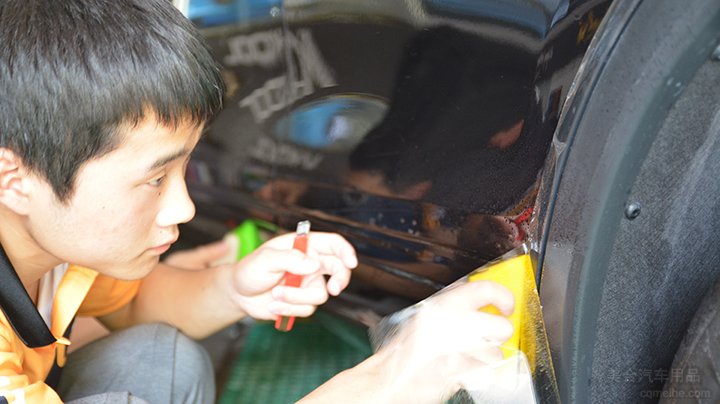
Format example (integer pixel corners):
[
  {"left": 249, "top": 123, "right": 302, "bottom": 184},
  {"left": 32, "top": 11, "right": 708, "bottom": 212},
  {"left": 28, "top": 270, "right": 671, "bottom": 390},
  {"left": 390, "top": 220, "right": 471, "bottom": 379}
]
[{"left": 218, "top": 312, "right": 373, "bottom": 404}]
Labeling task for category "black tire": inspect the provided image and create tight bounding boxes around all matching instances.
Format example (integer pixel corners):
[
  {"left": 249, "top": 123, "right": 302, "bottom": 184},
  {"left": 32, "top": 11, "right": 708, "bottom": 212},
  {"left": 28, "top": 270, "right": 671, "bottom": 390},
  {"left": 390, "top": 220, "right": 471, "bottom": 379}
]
[{"left": 660, "top": 280, "right": 720, "bottom": 404}]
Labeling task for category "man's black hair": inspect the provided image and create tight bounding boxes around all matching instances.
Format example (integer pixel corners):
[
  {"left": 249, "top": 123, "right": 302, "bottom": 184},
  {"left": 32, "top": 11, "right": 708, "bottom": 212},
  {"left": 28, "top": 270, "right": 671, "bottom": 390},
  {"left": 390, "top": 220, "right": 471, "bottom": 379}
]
[{"left": 0, "top": 0, "right": 225, "bottom": 202}]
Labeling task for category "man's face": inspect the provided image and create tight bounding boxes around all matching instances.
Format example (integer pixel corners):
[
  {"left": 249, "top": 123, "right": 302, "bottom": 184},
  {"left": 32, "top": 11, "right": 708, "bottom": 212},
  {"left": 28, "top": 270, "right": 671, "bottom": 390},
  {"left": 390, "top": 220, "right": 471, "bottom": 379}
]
[{"left": 25, "top": 115, "right": 202, "bottom": 279}]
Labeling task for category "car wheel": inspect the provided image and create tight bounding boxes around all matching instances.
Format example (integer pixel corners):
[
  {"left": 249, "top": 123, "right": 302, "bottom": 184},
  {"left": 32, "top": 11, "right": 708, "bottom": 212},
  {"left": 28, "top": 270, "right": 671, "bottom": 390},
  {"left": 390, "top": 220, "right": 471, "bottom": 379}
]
[{"left": 660, "top": 279, "right": 720, "bottom": 403}]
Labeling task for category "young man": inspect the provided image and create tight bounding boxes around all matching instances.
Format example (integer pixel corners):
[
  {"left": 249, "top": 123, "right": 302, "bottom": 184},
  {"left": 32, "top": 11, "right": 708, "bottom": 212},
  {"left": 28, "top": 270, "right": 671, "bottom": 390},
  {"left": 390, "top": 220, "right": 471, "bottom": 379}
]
[{"left": 0, "top": 1, "right": 514, "bottom": 403}]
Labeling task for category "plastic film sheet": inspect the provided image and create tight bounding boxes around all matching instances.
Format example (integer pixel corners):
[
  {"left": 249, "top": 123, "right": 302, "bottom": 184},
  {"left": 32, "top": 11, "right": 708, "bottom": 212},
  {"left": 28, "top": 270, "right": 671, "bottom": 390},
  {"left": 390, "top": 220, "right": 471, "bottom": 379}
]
[{"left": 369, "top": 243, "right": 559, "bottom": 403}]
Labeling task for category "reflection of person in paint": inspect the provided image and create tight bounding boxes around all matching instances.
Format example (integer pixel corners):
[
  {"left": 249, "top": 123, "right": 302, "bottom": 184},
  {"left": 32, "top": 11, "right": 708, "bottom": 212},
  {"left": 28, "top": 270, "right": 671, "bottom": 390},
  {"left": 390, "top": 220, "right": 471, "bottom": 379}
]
[
  {"left": 347, "top": 25, "right": 543, "bottom": 256},
  {"left": 349, "top": 25, "right": 542, "bottom": 213}
]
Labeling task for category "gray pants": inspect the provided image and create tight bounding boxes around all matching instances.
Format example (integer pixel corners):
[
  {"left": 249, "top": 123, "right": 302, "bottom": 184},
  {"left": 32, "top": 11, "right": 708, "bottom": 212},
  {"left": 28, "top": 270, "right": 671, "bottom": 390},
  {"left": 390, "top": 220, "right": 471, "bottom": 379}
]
[{"left": 57, "top": 323, "right": 215, "bottom": 404}]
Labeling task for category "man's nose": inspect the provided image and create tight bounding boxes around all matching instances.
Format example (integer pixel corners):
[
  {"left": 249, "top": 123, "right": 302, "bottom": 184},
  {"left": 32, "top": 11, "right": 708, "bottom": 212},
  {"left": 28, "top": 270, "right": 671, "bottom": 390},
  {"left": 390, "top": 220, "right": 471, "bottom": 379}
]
[{"left": 155, "top": 177, "right": 196, "bottom": 227}]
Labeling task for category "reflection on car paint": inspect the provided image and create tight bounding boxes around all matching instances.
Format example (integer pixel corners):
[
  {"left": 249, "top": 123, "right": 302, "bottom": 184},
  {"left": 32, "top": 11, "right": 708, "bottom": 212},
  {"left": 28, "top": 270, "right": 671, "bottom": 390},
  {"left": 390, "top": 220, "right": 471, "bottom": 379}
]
[
  {"left": 184, "top": 0, "right": 612, "bottom": 310},
  {"left": 188, "top": 0, "right": 280, "bottom": 27},
  {"left": 249, "top": 137, "right": 324, "bottom": 170},
  {"left": 274, "top": 95, "right": 387, "bottom": 152},
  {"left": 425, "top": 0, "right": 560, "bottom": 35},
  {"left": 233, "top": 29, "right": 338, "bottom": 123}
]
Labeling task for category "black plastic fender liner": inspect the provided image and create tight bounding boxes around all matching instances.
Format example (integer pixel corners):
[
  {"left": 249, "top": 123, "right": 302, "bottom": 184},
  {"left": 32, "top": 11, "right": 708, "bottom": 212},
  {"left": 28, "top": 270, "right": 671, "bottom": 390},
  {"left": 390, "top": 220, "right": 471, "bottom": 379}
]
[{"left": 536, "top": 0, "right": 720, "bottom": 402}]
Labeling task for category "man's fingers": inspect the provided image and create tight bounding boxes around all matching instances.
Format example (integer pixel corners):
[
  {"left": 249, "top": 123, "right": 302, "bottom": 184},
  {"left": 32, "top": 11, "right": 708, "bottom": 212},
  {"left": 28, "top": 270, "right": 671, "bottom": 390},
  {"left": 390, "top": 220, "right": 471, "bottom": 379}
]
[
  {"left": 317, "top": 255, "right": 353, "bottom": 296},
  {"left": 272, "top": 276, "right": 329, "bottom": 306},
  {"left": 310, "top": 233, "right": 359, "bottom": 269},
  {"left": 251, "top": 248, "right": 321, "bottom": 276},
  {"left": 193, "top": 239, "right": 232, "bottom": 261},
  {"left": 416, "top": 306, "right": 514, "bottom": 349},
  {"left": 251, "top": 243, "right": 353, "bottom": 295},
  {"left": 163, "top": 240, "right": 230, "bottom": 269},
  {"left": 468, "top": 311, "right": 515, "bottom": 344},
  {"left": 267, "top": 301, "right": 317, "bottom": 318},
  {"left": 435, "top": 280, "right": 515, "bottom": 317},
  {"left": 264, "top": 232, "right": 358, "bottom": 269}
]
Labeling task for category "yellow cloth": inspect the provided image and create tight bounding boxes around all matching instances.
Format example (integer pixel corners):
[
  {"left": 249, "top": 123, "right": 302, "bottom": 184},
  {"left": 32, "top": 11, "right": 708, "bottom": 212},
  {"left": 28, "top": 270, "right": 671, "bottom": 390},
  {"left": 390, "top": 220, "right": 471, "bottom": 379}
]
[{"left": 0, "top": 265, "right": 140, "bottom": 403}]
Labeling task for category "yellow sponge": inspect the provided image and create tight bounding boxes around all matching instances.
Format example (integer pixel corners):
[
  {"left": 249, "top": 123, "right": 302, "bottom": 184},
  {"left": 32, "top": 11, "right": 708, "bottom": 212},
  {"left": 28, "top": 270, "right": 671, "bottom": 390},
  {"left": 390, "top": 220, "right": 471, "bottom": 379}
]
[{"left": 468, "top": 254, "right": 537, "bottom": 365}]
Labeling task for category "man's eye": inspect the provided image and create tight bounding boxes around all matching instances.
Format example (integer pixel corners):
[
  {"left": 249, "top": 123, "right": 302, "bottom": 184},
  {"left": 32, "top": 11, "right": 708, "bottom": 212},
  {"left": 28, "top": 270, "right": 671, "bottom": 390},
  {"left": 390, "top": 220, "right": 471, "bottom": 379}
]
[{"left": 148, "top": 176, "right": 166, "bottom": 187}]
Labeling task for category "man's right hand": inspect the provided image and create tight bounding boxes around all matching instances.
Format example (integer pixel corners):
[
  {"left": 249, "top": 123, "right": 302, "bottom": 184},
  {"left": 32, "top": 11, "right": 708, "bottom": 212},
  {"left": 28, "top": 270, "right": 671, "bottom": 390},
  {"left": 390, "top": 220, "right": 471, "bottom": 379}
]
[
  {"left": 300, "top": 280, "right": 515, "bottom": 404},
  {"left": 373, "top": 280, "right": 515, "bottom": 403}
]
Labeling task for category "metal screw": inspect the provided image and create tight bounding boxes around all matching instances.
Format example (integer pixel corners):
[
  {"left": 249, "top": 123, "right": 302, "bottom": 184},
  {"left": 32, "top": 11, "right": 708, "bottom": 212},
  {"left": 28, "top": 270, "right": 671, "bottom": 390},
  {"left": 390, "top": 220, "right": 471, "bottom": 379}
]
[{"left": 625, "top": 202, "right": 641, "bottom": 220}]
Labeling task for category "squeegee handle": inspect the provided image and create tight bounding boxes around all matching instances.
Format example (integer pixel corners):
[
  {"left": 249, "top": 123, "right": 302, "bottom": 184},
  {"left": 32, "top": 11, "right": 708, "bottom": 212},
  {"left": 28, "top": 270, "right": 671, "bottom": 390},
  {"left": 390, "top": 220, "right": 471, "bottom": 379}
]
[{"left": 274, "top": 228, "right": 309, "bottom": 331}]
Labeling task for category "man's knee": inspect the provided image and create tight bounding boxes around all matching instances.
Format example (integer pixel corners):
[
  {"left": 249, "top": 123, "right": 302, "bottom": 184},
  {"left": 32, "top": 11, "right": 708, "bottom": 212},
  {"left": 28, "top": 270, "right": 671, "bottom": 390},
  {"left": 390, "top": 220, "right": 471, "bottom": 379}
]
[
  {"left": 60, "top": 323, "right": 215, "bottom": 404},
  {"left": 168, "top": 325, "right": 216, "bottom": 404}
]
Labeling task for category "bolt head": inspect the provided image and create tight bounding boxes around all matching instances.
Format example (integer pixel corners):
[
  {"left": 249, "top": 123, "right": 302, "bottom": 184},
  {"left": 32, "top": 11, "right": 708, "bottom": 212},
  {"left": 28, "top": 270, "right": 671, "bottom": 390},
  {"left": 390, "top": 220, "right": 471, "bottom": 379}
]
[{"left": 625, "top": 202, "right": 641, "bottom": 220}]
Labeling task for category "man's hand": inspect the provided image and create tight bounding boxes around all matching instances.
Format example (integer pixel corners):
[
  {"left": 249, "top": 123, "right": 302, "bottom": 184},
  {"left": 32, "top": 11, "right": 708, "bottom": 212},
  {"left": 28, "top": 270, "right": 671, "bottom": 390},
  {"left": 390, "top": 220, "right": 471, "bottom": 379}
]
[
  {"left": 109, "top": 231, "right": 356, "bottom": 340},
  {"left": 375, "top": 280, "right": 515, "bottom": 402},
  {"left": 162, "top": 240, "right": 230, "bottom": 269},
  {"left": 300, "top": 280, "right": 515, "bottom": 403},
  {"left": 229, "top": 232, "right": 358, "bottom": 321}
]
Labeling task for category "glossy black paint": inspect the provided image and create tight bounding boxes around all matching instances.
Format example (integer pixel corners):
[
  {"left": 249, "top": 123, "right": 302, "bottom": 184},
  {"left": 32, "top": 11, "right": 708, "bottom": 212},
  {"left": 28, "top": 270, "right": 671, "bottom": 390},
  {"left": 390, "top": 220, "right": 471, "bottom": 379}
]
[{"left": 183, "top": 0, "right": 611, "bottom": 314}]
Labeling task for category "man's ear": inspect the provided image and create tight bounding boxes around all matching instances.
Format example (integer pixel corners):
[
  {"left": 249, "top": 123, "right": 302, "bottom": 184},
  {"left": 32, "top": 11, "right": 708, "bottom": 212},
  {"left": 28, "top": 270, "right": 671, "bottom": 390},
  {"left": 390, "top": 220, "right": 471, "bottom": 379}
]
[{"left": 0, "top": 148, "right": 33, "bottom": 215}]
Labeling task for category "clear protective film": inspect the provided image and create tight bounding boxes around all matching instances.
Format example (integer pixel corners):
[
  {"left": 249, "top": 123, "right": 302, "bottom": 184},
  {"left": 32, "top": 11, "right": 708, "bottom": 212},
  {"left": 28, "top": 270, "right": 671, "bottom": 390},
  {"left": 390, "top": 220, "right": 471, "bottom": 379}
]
[{"left": 369, "top": 243, "right": 560, "bottom": 403}]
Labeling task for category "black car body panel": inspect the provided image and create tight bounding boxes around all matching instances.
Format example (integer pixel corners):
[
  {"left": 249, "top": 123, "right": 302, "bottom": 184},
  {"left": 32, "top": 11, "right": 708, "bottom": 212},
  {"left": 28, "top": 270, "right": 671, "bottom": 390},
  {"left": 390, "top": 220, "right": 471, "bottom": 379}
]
[{"left": 184, "top": 0, "right": 611, "bottom": 311}]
